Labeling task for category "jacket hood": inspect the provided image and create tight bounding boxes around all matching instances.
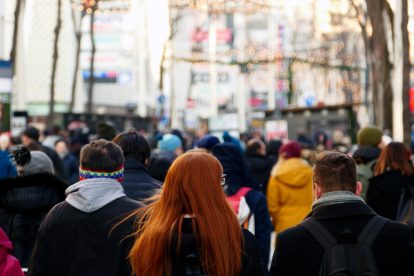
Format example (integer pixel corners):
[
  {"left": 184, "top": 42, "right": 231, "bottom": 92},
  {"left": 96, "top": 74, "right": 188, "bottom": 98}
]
[
  {"left": 0, "top": 228, "right": 12, "bottom": 263},
  {"left": 353, "top": 145, "right": 381, "bottom": 164},
  {"left": 211, "top": 143, "right": 255, "bottom": 194},
  {"left": 0, "top": 173, "right": 66, "bottom": 211},
  {"left": 272, "top": 158, "right": 312, "bottom": 187},
  {"left": 65, "top": 178, "right": 126, "bottom": 213}
]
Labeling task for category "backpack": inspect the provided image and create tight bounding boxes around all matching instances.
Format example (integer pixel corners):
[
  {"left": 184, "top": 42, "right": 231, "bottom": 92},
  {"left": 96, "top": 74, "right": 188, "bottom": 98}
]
[
  {"left": 227, "top": 187, "right": 255, "bottom": 234},
  {"left": 397, "top": 183, "right": 414, "bottom": 229},
  {"left": 301, "top": 216, "right": 389, "bottom": 276}
]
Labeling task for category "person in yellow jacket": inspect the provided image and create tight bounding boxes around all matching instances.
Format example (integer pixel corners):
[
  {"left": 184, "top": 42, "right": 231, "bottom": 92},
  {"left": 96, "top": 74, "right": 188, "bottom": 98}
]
[{"left": 267, "top": 141, "right": 313, "bottom": 233}]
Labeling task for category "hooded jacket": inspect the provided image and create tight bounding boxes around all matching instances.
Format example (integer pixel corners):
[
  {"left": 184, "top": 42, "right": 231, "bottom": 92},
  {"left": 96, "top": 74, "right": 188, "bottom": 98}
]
[
  {"left": 212, "top": 143, "right": 273, "bottom": 264},
  {"left": 122, "top": 159, "right": 162, "bottom": 202},
  {"left": 0, "top": 228, "right": 24, "bottom": 276},
  {"left": 0, "top": 173, "right": 67, "bottom": 267},
  {"left": 27, "top": 178, "right": 140, "bottom": 276},
  {"left": 267, "top": 158, "right": 313, "bottom": 233},
  {"left": 245, "top": 153, "right": 274, "bottom": 194},
  {"left": 367, "top": 170, "right": 414, "bottom": 220}
]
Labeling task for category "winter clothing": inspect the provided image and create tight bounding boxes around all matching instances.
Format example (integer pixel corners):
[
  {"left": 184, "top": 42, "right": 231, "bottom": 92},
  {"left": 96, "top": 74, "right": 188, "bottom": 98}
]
[
  {"left": 61, "top": 153, "right": 79, "bottom": 184},
  {"left": 266, "top": 140, "right": 282, "bottom": 164},
  {"left": 196, "top": 135, "right": 220, "bottom": 151},
  {"left": 270, "top": 192, "right": 414, "bottom": 276},
  {"left": 0, "top": 228, "right": 24, "bottom": 276},
  {"left": 223, "top": 131, "right": 243, "bottom": 152},
  {"left": 122, "top": 159, "right": 162, "bottom": 202},
  {"left": 367, "top": 170, "right": 414, "bottom": 220},
  {"left": 0, "top": 173, "right": 67, "bottom": 267},
  {"left": 353, "top": 145, "right": 382, "bottom": 199},
  {"left": 357, "top": 126, "right": 383, "bottom": 146},
  {"left": 27, "top": 178, "right": 141, "bottom": 276},
  {"left": 39, "top": 144, "right": 66, "bottom": 180},
  {"left": 0, "top": 151, "right": 17, "bottom": 180},
  {"left": 245, "top": 153, "right": 273, "bottom": 194},
  {"left": 79, "top": 165, "right": 124, "bottom": 182},
  {"left": 170, "top": 218, "right": 267, "bottom": 276},
  {"left": 279, "top": 142, "right": 301, "bottom": 159},
  {"left": 211, "top": 143, "right": 273, "bottom": 263},
  {"left": 16, "top": 151, "right": 54, "bottom": 176},
  {"left": 42, "top": 135, "right": 61, "bottom": 149},
  {"left": 267, "top": 158, "right": 313, "bottom": 233},
  {"left": 158, "top": 134, "right": 182, "bottom": 151}
]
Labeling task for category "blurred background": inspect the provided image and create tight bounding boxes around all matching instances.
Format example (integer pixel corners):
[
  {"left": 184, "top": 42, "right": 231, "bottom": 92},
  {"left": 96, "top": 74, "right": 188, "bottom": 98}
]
[{"left": 0, "top": 0, "right": 413, "bottom": 145}]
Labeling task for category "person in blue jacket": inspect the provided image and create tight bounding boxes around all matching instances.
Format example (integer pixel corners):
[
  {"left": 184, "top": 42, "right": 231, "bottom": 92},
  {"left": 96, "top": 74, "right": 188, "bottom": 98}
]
[
  {"left": 211, "top": 143, "right": 273, "bottom": 264},
  {"left": 0, "top": 150, "right": 17, "bottom": 180}
]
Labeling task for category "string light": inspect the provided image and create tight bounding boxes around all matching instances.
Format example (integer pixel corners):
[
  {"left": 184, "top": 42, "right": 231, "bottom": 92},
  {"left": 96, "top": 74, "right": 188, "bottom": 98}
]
[{"left": 169, "top": 0, "right": 271, "bottom": 14}]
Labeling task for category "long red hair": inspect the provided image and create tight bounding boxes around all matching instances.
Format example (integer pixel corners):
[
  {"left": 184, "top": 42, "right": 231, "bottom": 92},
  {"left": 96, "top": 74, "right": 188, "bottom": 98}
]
[
  {"left": 129, "top": 149, "right": 243, "bottom": 276},
  {"left": 374, "top": 142, "right": 413, "bottom": 176}
]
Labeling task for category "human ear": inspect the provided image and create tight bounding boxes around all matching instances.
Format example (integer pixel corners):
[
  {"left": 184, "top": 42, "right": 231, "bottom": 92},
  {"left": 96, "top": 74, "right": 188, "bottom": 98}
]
[{"left": 355, "top": 182, "right": 363, "bottom": 196}]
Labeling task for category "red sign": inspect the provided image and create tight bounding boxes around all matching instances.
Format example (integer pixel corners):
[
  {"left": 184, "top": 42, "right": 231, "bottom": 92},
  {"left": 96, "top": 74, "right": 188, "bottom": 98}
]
[
  {"left": 191, "top": 28, "right": 232, "bottom": 43},
  {"left": 410, "top": 87, "right": 414, "bottom": 113}
]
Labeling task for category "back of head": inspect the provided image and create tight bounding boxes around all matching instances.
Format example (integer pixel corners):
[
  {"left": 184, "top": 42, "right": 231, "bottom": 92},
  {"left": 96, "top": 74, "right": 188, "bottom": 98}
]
[
  {"left": 22, "top": 126, "right": 40, "bottom": 142},
  {"left": 267, "top": 139, "right": 282, "bottom": 156},
  {"left": 13, "top": 147, "right": 54, "bottom": 176},
  {"left": 374, "top": 142, "right": 413, "bottom": 176},
  {"left": 357, "top": 126, "right": 383, "bottom": 147},
  {"left": 279, "top": 141, "right": 301, "bottom": 159},
  {"left": 79, "top": 139, "right": 125, "bottom": 181},
  {"left": 112, "top": 130, "right": 150, "bottom": 164},
  {"left": 96, "top": 122, "right": 116, "bottom": 141},
  {"left": 245, "top": 138, "right": 265, "bottom": 156},
  {"left": 313, "top": 151, "right": 357, "bottom": 193},
  {"left": 129, "top": 149, "right": 242, "bottom": 276}
]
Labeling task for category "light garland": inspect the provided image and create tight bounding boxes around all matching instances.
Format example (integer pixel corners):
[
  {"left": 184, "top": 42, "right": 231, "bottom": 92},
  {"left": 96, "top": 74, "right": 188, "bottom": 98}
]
[{"left": 169, "top": 0, "right": 271, "bottom": 14}]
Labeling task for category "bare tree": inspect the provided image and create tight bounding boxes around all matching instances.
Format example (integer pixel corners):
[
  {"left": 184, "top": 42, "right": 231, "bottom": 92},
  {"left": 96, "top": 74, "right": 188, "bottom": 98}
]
[
  {"left": 402, "top": 0, "right": 411, "bottom": 146},
  {"left": 10, "top": 0, "right": 23, "bottom": 76},
  {"left": 48, "top": 0, "right": 63, "bottom": 127},
  {"left": 69, "top": 5, "right": 85, "bottom": 113},
  {"left": 86, "top": 3, "right": 98, "bottom": 113}
]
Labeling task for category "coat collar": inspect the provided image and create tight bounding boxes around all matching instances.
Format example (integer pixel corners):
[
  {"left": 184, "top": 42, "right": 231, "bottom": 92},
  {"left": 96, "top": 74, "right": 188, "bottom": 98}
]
[
  {"left": 124, "top": 159, "right": 149, "bottom": 173},
  {"left": 308, "top": 200, "right": 376, "bottom": 220}
]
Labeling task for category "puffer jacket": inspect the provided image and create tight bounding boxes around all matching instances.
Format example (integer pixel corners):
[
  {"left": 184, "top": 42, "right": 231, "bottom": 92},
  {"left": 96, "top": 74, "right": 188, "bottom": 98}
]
[
  {"left": 0, "top": 227, "right": 24, "bottom": 276},
  {"left": 267, "top": 158, "right": 313, "bottom": 233},
  {"left": 0, "top": 173, "right": 67, "bottom": 267}
]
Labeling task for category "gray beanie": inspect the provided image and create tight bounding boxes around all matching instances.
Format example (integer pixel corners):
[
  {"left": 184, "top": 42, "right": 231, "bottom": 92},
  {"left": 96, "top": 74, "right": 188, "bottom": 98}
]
[{"left": 15, "top": 150, "right": 54, "bottom": 176}]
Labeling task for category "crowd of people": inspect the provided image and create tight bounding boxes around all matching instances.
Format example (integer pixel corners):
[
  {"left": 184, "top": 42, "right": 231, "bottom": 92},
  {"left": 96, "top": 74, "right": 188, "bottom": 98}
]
[{"left": 0, "top": 122, "right": 413, "bottom": 275}]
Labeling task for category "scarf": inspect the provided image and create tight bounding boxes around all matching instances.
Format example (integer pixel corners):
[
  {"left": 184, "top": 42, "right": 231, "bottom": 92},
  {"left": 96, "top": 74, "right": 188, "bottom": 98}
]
[
  {"left": 312, "top": 191, "right": 365, "bottom": 210},
  {"left": 79, "top": 165, "right": 124, "bottom": 182}
]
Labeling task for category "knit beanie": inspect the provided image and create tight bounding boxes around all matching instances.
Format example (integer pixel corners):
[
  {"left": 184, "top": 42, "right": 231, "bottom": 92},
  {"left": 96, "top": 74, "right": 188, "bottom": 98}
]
[
  {"left": 13, "top": 147, "right": 54, "bottom": 176},
  {"left": 357, "top": 126, "right": 383, "bottom": 146},
  {"left": 279, "top": 141, "right": 301, "bottom": 159},
  {"left": 158, "top": 134, "right": 182, "bottom": 151},
  {"left": 196, "top": 135, "right": 220, "bottom": 151}
]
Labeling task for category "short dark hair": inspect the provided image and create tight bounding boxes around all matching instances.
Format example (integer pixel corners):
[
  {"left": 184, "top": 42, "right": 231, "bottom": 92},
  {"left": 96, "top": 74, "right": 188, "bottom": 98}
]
[
  {"left": 112, "top": 130, "right": 150, "bottom": 164},
  {"left": 22, "top": 126, "right": 40, "bottom": 141},
  {"left": 80, "top": 139, "right": 124, "bottom": 171},
  {"left": 313, "top": 151, "right": 357, "bottom": 193}
]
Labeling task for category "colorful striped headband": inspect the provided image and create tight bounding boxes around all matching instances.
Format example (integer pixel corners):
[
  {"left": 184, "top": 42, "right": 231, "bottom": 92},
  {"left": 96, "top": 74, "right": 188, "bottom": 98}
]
[{"left": 79, "top": 165, "right": 124, "bottom": 182}]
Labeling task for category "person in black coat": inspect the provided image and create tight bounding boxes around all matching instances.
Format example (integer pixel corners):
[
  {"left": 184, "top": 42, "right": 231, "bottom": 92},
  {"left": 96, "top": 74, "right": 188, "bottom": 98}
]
[
  {"left": 0, "top": 148, "right": 67, "bottom": 267},
  {"left": 212, "top": 143, "right": 273, "bottom": 264},
  {"left": 113, "top": 130, "right": 162, "bottom": 202},
  {"left": 366, "top": 142, "right": 414, "bottom": 220},
  {"left": 245, "top": 138, "right": 274, "bottom": 195},
  {"left": 28, "top": 140, "right": 141, "bottom": 276},
  {"left": 21, "top": 126, "right": 66, "bottom": 181},
  {"left": 270, "top": 152, "right": 414, "bottom": 276}
]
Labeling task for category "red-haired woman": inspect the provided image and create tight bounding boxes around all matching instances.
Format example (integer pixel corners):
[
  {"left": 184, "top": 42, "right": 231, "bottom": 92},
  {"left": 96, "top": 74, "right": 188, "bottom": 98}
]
[
  {"left": 366, "top": 142, "right": 414, "bottom": 220},
  {"left": 129, "top": 150, "right": 266, "bottom": 276}
]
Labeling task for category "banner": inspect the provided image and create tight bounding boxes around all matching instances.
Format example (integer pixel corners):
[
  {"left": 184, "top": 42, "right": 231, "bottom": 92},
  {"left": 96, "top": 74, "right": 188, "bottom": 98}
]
[{"left": 0, "top": 61, "right": 12, "bottom": 133}]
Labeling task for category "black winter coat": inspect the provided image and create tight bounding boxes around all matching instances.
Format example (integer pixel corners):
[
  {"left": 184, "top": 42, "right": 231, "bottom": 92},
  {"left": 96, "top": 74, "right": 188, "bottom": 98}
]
[
  {"left": 245, "top": 153, "right": 273, "bottom": 194},
  {"left": 170, "top": 218, "right": 267, "bottom": 276},
  {"left": 0, "top": 173, "right": 67, "bottom": 267},
  {"left": 38, "top": 143, "right": 66, "bottom": 181},
  {"left": 367, "top": 170, "right": 414, "bottom": 220},
  {"left": 270, "top": 201, "right": 414, "bottom": 276},
  {"left": 27, "top": 197, "right": 140, "bottom": 276},
  {"left": 122, "top": 159, "right": 162, "bottom": 202}
]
